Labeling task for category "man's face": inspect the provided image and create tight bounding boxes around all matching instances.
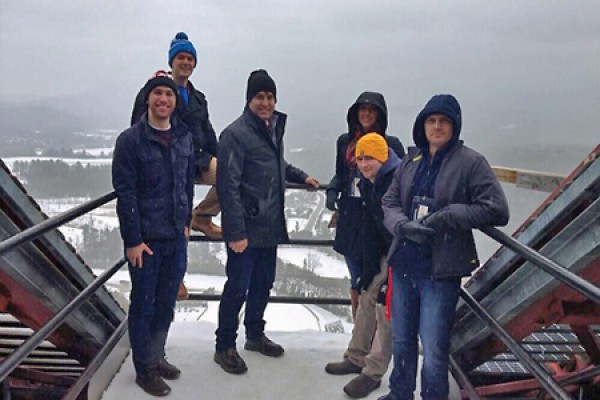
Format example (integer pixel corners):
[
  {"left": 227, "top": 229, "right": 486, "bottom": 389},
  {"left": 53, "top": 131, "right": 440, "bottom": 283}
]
[
  {"left": 358, "top": 104, "right": 378, "bottom": 131},
  {"left": 147, "top": 86, "right": 176, "bottom": 121},
  {"left": 356, "top": 155, "right": 383, "bottom": 182},
  {"left": 171, "top": 52, "right": 196, "bottom": 81},
  {"left": 248, "top": 91, "right": 276, "bottom": 121},
  {"left": 424, "top": 113, "right": 453, "bottom": 150}
]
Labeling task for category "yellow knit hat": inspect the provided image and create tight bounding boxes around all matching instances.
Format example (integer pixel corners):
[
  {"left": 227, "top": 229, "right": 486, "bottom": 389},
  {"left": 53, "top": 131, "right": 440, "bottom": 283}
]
[{"left": 355, "top": 132, "right": 388, "bottom": 163}]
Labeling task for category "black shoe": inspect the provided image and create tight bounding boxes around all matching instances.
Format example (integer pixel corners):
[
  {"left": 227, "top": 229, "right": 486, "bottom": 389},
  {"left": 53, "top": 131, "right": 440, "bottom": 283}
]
[
  {"left": 158, "top": 357, "right": 181, "bottom": 380},
  {"left": 244, "top": 335, "right": 284, "bottom": 357},
  {"left": 214, "top": 348, "right": 248, "bottom": 374},
  {"left": 343, "top": 373, "right": 381, "bottom": 398},
  {"left": 325, "top": 359, "right": 362, "bottom": 375},
  {"left": 135, "top": 367, "right": 171, "bottom": 397}
]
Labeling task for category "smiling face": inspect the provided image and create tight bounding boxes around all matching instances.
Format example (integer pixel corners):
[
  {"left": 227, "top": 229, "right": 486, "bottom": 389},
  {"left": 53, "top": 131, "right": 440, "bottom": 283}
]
[
  {"left": 356, "top": 155, "right": 383, "bottom": 182},
  {"left": 424, "top": 113, "right": 453, "bottom": 153},
  {"left": 171, "top": 52, "right": 196, "bottom": 84},
  {"left": 248, "top": 91, "right": 276, "bottom": 121},
  {"left": 147, "top": 85, "right": 176, "bottom": 124},
  {"left": 358, "top": 104, "right": 378, "bottom": 131}
]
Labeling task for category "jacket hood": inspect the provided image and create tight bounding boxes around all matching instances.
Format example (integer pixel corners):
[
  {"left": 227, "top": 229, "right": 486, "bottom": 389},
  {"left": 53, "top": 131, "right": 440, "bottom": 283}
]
[
  {"left": 347, "top": 91, "right": 388, "bottom": 135},
  {"left": 413, "top": 94, "right": 462, "bottom": 150},
  {"left": 375, "top": 148, "right": 401, "bottom": 184}
]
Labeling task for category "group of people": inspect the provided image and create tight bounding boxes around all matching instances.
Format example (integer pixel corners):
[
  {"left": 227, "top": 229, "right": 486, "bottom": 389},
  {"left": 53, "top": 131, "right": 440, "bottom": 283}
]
[{"left": 112, "top": 31, "right": 510, "bottom": 399}]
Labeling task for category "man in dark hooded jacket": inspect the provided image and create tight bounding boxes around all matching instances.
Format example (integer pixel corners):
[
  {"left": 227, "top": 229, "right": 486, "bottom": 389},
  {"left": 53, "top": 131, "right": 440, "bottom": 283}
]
[
  {"left": 379, "top": 94, "right": 509, "bottom": 400},
  {"left": 326, "top": 91, "right": 405, "bottom": 319},
  {"left": 213, "top": 69, "right": 319, "bottom": 375}
]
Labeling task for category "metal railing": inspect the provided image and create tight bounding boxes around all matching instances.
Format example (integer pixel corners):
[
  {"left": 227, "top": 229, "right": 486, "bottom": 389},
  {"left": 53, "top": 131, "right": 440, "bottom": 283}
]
[
  {"left": 2, "top": 183, "right": 599, "bottom": 399},
  {"left": 454, "top": 225, "right": 600, "bottom": 399},
  {"left": 0, "top": 184, "right": 348, "bottom": 398}
]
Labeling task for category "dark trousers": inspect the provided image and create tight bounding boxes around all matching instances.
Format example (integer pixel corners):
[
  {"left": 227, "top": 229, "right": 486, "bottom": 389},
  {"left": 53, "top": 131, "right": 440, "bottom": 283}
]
[
  {"left": 127, "top": 236, "right": 187, "bottom": 374},
  {"left": 215, "top": 246, "right": 277, "bottom": 351},
  {"left": 388, "top": 271, "right": 461, "bottom": 400}
]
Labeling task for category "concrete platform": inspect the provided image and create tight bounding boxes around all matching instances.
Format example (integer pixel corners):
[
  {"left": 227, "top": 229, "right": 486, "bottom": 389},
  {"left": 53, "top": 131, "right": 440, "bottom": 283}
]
[{"left": 101, "top": 320, "right": 461, "bottom": 399}]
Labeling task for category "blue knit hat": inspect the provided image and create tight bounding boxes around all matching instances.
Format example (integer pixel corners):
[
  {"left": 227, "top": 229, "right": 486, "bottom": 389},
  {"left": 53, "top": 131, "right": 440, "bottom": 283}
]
[{"left": 168, "top": 32, "right": 197, "bottom": 67}]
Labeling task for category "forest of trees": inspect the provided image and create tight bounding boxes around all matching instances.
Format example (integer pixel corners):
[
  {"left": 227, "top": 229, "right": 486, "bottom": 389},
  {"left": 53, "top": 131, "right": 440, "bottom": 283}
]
[{"left": 12, "top": 160, "right": 112, "bottom": 198}]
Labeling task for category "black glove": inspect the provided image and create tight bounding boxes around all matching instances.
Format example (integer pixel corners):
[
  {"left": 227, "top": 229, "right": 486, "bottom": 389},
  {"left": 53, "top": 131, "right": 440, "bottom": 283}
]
[
  {"left": 377, "top": 282, "right": 388, "bottom": 305},
  {"left": 326, "top": 189, "right": 338, "bottom": 211},
  {"left": 402, "top": 220, "right": 434, "bottom": 244},
  {"left": 422, "top": 210, "right": 446, "bottom": 231}
]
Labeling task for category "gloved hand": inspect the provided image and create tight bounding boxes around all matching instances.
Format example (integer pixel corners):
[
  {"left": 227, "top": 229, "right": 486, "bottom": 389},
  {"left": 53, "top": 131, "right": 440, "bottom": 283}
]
[
  {"left": 421, "top": 210, "right": 446, "bottom": 231},
  {"left": 402, "top": 220, "right": 434, "bottom": 244},
  {"left": 377, "top": 282, "right": 388, "bottom": 305},
  {"left": 326, "top": 189, "right": 338, "bottom": 211}
]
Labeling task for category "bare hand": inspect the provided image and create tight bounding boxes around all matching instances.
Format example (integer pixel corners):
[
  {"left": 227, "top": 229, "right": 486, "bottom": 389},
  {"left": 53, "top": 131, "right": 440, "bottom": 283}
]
[
  {"left": 229, "top": 239, "right": 248, "bottom": 253},
  {"left": 184, "top": 226, "right": 190, "bottom": 239},
  {"left": 305, "top": 176, "right": 320, "bottom": 189},
  {"left": 126, "top": 243, "right": 154, "bottom": 268}
]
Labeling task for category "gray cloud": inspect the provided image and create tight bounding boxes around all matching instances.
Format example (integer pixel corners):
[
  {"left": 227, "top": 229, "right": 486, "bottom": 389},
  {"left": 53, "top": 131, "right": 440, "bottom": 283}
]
[{"left": 1, "top": 0, "right": 598, "bottom": 151}]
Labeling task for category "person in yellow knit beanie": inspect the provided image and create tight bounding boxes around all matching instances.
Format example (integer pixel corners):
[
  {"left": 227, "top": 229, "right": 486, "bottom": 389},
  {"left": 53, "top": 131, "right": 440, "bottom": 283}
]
[
  {"left": 326, "top": 131, "right": 402, "bottom": 398},
  {"left": 355, "top": 132, "right": 389, "bottom": 165}
]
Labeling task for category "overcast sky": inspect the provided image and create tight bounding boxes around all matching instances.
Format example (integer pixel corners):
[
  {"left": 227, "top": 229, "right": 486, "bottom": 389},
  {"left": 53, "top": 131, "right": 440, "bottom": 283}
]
[{"left": 1, "top": 1, "right": 599, "bottom": 150}]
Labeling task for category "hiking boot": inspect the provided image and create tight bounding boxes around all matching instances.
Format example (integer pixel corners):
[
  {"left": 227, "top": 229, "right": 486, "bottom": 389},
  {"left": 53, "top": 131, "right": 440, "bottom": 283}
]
[
  {"left": 191, "top": 216, "right": 223, "bottom": 239},
  {"left": 135, "top": 367, "right": 171, "bottom": 397},
  {"left": 244, "top": 335, "right": 284, "bottom": 357},
  {"left": 177, "top": 281, "right": 189, "bottom": 301},
  {"left": 214, "top": 348, "right": 247, "bottom": 374},
  {"left": 325, "top": 359, "right": 362, "bottom": 375},
  {"left": 343, "top": 373, "right": 381, "bottom": 398},
  {"left": 158, "top": 357, "right": 181, "bottom": 380}
]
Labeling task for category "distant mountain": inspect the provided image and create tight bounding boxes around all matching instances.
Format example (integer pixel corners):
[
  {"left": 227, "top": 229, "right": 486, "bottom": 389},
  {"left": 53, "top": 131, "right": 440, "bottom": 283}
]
[{"left": 0, "top": 99, "right": 121, "bottom": 156}]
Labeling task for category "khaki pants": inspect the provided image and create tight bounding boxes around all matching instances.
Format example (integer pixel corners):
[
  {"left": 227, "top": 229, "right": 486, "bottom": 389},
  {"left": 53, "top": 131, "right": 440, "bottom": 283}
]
[
  {"left": 345, "top": 258, "right": 392, "bottom": 381},
  {"left": 192, "top": 157, "right": 220, "bottom": 217}
]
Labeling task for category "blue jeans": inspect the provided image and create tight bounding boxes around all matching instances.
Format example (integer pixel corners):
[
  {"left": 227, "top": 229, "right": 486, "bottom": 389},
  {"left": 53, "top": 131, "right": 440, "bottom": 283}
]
[
  {"left": 127, "top": 237, "right": 187, "bottom": 374},
  {"left": 215, "top": 246, "right": 277, "bottom": 351},
  {"left": 345, "top": 255, "right": 361, "bottom": 290},
  {"left": 388, "top": 271, "right": 461, "bottom": 400}
]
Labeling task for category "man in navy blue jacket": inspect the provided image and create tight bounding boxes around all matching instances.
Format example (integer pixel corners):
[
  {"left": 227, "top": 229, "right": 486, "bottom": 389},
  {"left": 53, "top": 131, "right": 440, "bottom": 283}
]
[
  {"left": 113, "top": 71, "right": 194, "bottom": 397},
  {"left": 380, "top": 94, "right": 509, "bottom": 400}
]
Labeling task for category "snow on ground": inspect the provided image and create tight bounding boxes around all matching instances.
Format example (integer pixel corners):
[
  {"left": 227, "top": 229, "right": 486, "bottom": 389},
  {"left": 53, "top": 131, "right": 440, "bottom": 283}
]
[
  {"left": 287, "top": 217, "right": 309, "bottom": 232},
  {"left": 277, "top": 246, "right": 349, "bottom": 279},
  {"left": 58, "top": 225, "right": 83, "bottom": 248},
  {"left": 73, "top": 147, "right": 114, "bottom": 157},
  {"left": 98, "top": 270, "right": 351, "bottom": 333},
  {"left": 101, "top": 322, "right": 461, "bottom": 400}
]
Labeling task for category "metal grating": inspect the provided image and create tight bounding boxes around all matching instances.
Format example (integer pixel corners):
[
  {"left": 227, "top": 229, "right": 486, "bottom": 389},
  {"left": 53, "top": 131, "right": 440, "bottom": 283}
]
[{"left": 473, "top": 324, "right": 600, "bottom": 376}]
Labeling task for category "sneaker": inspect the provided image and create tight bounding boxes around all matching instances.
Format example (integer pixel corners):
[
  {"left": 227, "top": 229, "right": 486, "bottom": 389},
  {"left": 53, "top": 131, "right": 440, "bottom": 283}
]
[
  {"left": 158, "top": 357, "right": 181, "bottom": 380},
  {"left": 214, "top": 348, "right": 248, "bottom": 374},
  {"left": 191, "top": 216, "right": 223, "bottom": 239},
  {"left": 177, "top": 281, "right": 189, "bottom": 301},
  {"left": 325, "top": 359, "right": 362, "bottom": 375},
  {"left": 135, "top": 367, "right": 171, "bottom": 397},
  {"left": 244, "top": 335, "right": 284, "bottom": 357},
  {"left": 343, "top": 373, "right": 381, "bottom": 398}
]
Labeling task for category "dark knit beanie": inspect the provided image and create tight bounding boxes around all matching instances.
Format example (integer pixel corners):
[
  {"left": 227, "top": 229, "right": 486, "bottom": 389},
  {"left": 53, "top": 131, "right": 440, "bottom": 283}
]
[
  {"left": 143, "top": 70, "right": 179, "bottom": 103},
  {"left": 246, "top": 69, "right": 276, "bottom": 103},
  {"left": 168, "top": 32, "right": 197, "bottom": 67}
]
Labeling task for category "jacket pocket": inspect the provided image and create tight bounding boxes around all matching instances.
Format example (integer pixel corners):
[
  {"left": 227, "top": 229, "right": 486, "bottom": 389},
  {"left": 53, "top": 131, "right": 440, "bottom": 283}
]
[{"left": 138, "top": 146, "right": 164, "bottom": 190}]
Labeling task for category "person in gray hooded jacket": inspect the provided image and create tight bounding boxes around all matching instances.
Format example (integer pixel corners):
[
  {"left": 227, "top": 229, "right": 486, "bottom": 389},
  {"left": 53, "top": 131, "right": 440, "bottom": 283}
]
[{"left": 379, "top": 94, "right": 509, "bottom": 400}]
